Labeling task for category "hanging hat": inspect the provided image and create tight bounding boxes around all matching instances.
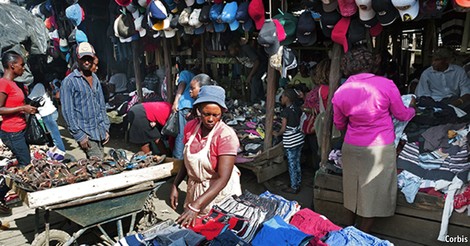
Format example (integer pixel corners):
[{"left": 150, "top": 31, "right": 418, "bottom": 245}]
[
  {"left": 273, "top": 19, "right": 286, "bottom": 42},
  {"left": 115, "top": 0, "right": 132, "bottom": 7},
  {"left": 59, "top": 38, "right": 69, "bottom": 52},
  {"left": 452, "top": 0, "right": 470, "bottom": 12},
  {"left": 391, "top": 0, "right": 420, "bottom": 22},
  {"left": 355, "top": 0, "right": 376, "bottom": 21},
  {"left": 270, "top": 45, "right": 283, "bottom": 71},
  {"left": 221, "top": 2, "right": 239, "bottom": 31},
  {"left": 149, "top": 0, "right": 168, "bottom": 20},
  {"left": 338, "top": 0, "right": 358, "bottom": 16},
  {"left": 249, "top": 0, "right": 265, "bottom": 30},
  {"left": 236, "top": 2, "right": 253, "bottom": 31},
  {"left": 185, "top": 0, "right": 195, "bottom": 7},
  {"left": 348, "top": 18, "right": 366, "bottom": 45},
  {"left": 199, "top": 4, "right": 211, "bottom": 23},
  {"left": 371, "top": 0, "right": 399, "bottom": 26},
  {"left": 75, "top": 29, "right": 88, "bottom": 43},
  {"left": 273, "top": 13, "right": 298, "bottom": 46},
  {"left": 163, "top": 0, "right": 178, "bottom": 13},
  {"left": 320, "top": 10, "right": 341, "bottom": 37},
  {"left": 258, "top": 20, "right": 280, "bottom": 56},
  {"left": 282, "top": 47, "right": 297, "bottom": 78},
  {"left": 322, "top": 0, "right": 339, "bottom": 12},
  {"left": 296, "top": 11, "right": 317, "bottom": 46},
  {"left": 116, "top": 14, "right": 136, "bottom": 38},
  {"left": 455, "top": 0, "right": 470, "bottom": 8},
  {"left": 189, "top": 8, "right": 203, "bottom": 28},
  {"left": 134, "top": 14, "right": 147, "bottom": 37},
  {"left": 66, "top": 3, "right": 83, "bottom": 27},
  {"left": 164, "top": 14, "right": 177, "bottom": 38},
  {"left": 331, "top": 17, "right": 351, "bottom": 52},
  {"left": 210, "top": 4, "right": 226, "bottom": 33},
  {"left": 178, "top": 7, "right": 191, "bottom": 25}
]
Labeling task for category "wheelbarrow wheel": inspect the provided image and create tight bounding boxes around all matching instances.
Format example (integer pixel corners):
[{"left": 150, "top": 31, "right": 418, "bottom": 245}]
[{"left": 31, "top": 229, "right": 73, "bottom": 246}]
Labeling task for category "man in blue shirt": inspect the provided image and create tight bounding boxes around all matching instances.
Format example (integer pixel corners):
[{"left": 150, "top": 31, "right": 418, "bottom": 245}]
[{"left": 60, "top": 42, "right": 110, "bottom": 158}]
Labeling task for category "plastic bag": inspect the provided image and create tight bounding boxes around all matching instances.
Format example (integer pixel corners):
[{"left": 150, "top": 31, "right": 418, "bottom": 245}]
[
  {"left": 25, "top": 115, "right": 48, "bottom": 145},
  {"left": 161, "top": 112, "right": 179, "bottom": 137}
]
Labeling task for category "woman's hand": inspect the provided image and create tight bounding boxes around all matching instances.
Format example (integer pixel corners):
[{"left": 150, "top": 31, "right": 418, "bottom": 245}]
[
  {"left": 176, "top": 205, "right": 199, "bottom": 227},
  {"left": 170, "top": 184, "right": 179, "bottom": 210},
  {"left": 22, "top": 105, "right": 37, "bottom": 114}
]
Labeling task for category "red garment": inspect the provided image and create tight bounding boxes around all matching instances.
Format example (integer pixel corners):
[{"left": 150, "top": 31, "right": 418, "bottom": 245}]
[
  {"left": 184, "top": 119, "right": 239, "bottom": 169},
  {"left": 142, "top": 102, "right": 171, "bottom": 126},
  {"left": 290, "top": 208, "right": 342, "bottom": 246},
  {"left": 303, "top": 85, "right": 329, "bottom": 113},
  {"left": 0, "top": 78, "right": 27, "bottom": 132},
  {"left": 189, "top": 207, "right": 248, "bottom": 240}
]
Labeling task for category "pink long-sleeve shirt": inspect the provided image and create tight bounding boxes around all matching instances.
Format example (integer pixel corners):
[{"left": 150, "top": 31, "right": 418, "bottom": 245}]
[{"left": 332, "top": 73, "right": 415, "bottom": 147}]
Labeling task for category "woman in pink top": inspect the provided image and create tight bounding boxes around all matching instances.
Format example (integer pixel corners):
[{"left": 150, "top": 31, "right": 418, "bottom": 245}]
[{"left": 332, "top": 47, "right": 415, "bottom": 233}]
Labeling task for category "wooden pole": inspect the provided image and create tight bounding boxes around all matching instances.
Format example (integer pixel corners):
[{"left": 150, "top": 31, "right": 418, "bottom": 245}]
[
  {"left": 460, "top": 12, "right": 470, "bottom": 53},
  {"left": 422, "top": 20, "right": 436, "bottom": 67},
  {"left": 264, "top": 66, "right": 277, "bottom": 150},
  {"left": 162, "top": 38, "right": 174, "bottom": 103},
  {"left": 132, "top": 40, "right": 143, "bottom": 102},
  {"left": 320, "top": 44, "right": 342, "bottom": 167},
  {"left": 201, "top": 34, "right": 206, "bottom": 73}
]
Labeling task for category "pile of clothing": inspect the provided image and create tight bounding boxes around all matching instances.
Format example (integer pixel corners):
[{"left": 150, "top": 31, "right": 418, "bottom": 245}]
[
  {"left": 223, "top": 100, "right": 282, "bottom": 159},
  {"left": 117, "top": 190, "right": 392, "bottom": 245}
]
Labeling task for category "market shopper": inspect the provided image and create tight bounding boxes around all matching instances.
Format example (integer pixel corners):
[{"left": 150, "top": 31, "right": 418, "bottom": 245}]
[
  {"left": 289, "top": 62, "right": 315, "bottom": 90},
  {"left": 0, "top": 51, "right": 38, "bottom": 215},
  {"left": 273, "top": 88, "right": 304, "bottom": 194},
  {"left": 332, "top": 47, "right": 416, "bottom": 233},
  {"left": 127, "top": 102, "right": 171, "bottom": 155},
  {"left": 172, "top": 68, "right": 195, "bottom": 159},
  {"left": 60, "top": 42, "right": 110, "bottom": 158},
  {"left": 415, "top": 47, "right": 470, "bottom": 110},
  {"left": 170, "top": 86, "right": 241, "bottom": 227},
  {"left": 206, "top": 41, "right": 267, "bottom": 103}
]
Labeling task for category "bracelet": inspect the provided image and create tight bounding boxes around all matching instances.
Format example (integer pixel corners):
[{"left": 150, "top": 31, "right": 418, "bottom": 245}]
[{"left": 187, "top": 203, "right": 200, "bottom": 213}]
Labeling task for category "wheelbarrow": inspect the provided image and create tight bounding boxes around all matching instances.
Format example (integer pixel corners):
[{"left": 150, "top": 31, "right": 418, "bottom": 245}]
[{"left": 31, "top": 181, "right": 161, "bottom": 246}]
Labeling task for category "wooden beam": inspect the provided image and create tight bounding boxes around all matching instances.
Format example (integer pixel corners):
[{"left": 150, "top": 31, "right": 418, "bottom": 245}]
[
  {"left": 422, "top": 20, "right": 436, "bottom": 67},
  {"left": 460, "top": 12, "right": 470, "bottom": 53},
  {"left": 162, "top": 38, "right": 174, "bottom": 103},
  {"left": 264, "top": 66, "right": 277, "bottom": 150},
  {"left": 201, "top": 34, "right": 206, "bottom": 73},
  {"left": 132, "top": 40, "right": 143, "bottom": 102},
  {"left": 320, "top": 44, "right": 342, "bottom": 167},
  {"left": 26, "top": 161, "right": 181, "bottom": 209}
]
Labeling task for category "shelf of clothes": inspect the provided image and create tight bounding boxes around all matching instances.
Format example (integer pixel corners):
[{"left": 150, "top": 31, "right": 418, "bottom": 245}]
[{"left": 117, "top": 190, "right": 393, "bottom": 245}]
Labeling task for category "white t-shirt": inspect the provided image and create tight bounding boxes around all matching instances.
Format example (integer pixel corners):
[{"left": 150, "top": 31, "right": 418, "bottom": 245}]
[{"left": 28, "top": 83, "right": 57, "bottom": 117}]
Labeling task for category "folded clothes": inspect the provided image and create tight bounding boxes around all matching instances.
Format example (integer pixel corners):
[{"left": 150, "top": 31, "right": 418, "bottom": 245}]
[{"left": 325, "top": 226, "right": 392, "bottom": 246}]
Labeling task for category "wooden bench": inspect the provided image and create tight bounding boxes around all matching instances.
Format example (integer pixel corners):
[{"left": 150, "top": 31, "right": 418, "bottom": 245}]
[
  {"left": 314, "top": 169, "right": 470, "bottom": 246},
  {"left": 237, "top": 143, "right": 287, "bottom": 183}
]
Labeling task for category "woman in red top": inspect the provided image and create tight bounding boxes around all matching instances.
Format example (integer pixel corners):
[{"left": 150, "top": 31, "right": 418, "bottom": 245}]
[
  {"left": 127, "top": 101, "right": 172, "bottom": 155},
  {"left": 0, "top": 51, "right": 37, "bottom": 215}
]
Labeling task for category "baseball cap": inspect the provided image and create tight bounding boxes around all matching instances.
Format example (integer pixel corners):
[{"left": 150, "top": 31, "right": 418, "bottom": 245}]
[
  {"left": 65, "top": 3, "right": 82, "bottom": 26},
  {"left": 320, "top": 10, "right": 341, "bottom": 37},
  {"left": 273, "top": 13, "right": 298, "bottom": 46},
  {"left": 76, "top": 42, "right": 96, "bottom": 59},
  {"left": 149, "top": 0, "right": 168, "bottom": 20},
  {"left": 331, "top": 17, "right": 351, "bottom": 52},
  {"left": 282, "top": 47, "right": 298, "bottom": 78},
  {"left": 355, "top": 0, "right": 376, "bottom": 21},
  {"left": 273, "top": 19, "right": 286, "bottom": 42},
  {"left": 75, "top": 29, "right": 88, "bottom": 43},
  {"left": 249, "top": 0, "right": 265, "bottom": 30},
  {"left": 338, "top": 0, "right": 358, "bottom": 16},
  {"left": 196, "top": 0, "right": 206, "bottom": 4},
  {"left": 163, "top": 0, "right": 178, "bottom": 13},
  {"left": 116, "top": 13, "right": 136, "bottom": 38},
  {"left": 296, "top": 11, "right": 317, "bottom": 46},
  {"left": 243, "top": 18, "right": 254, "bottom": 31},
  {"left": 322, "top": 0, "right": 339, "bottom": 12},
  {"left": 59, "top": 38, "right": 68, "bottom": 52},
  {"left": 189, "top": 8, "right": 203, "bottom": 28},
  {"left": 455, "top": 0, "right": 470, "bottom": 8},
  {"left": 185, "top": 0, "right": 195, "bottom": 7},
  {"left": 221, "top": 2, "right": 239, "bottom": 31},
  {"left": 258, "top": 20, "right": 280, "bottom": 56},
  {"left": 391, "top": 0, "right": 419, "bottom": 22},
  {"left": 115, "top": 0, "right": 132, "bottom": 7},
  {"left": 236, "top": 2, "right": 253, "bottom": 31},
  {"left": 452, "top": 0, "right": 470, "bottom": 12},
  {"left": 348, "top": 18, "right": 366, "bottom": 45},
  {"left": 210, "top": 4, "right": 226, "bottom": 32},
  {"left": 178, "top": 7, "right": 191, "bottom": 25},
  {"left": 199, "top": 5, "right": 211, "bottom": 23},
  {"left": 371, "top": 0, "right": 399, "bottom": 26}
]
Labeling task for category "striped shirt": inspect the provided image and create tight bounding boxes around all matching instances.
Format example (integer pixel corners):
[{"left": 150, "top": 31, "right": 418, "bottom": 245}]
[
  {"left": 60, "top": 69, "right": 110, "bottom": 142},
  {"left": 280, "top": 105, "right": 304, "bottom": 148}
]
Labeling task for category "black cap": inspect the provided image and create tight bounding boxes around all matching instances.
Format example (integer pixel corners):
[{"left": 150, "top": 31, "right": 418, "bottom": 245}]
[
  {"left": 199, "top": 5, "right": 211, "bottom": 23},
  {"left": 320, "top": 10, "right": 341, "bottom": 38},
  {"left": 371, "top": 0, "right": 399, "bottom": 26},
  {"left": 348, "top": 18, "right": 366, "bottom": 45},
  {"left": 297, "top": 11, "right": 317, "bottom": 46}
]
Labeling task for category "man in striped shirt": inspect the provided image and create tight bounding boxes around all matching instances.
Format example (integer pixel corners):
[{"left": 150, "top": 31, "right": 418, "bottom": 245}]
[{"left": 60, "top": 42, "right": 110, "bottom": 158}]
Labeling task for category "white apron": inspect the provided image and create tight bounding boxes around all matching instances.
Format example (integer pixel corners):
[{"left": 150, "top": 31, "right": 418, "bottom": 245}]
[{"left": 183, "top": 122, "right": 242, "bottom": 215}]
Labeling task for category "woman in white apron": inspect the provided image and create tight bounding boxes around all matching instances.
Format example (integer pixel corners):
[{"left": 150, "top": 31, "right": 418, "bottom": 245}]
[{"left": 170, "top": 85, "right": 241, "bottom": 227}]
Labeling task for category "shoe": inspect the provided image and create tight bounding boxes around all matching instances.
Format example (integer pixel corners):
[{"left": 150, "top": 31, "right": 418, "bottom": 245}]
[
  {"left": 282, "top": 187, "right": 300, "bottom": 194},
  {"left": 0, "top": 202, "right": 12, "bottom": 216}
]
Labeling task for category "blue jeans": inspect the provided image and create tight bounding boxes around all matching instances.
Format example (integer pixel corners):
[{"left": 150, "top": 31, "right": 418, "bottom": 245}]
[
  {"left": 0, "top": 130, "right": 31, "bottom": 167},
  {"left": 42, "top": 111, "right": 66, "bottom": 152},
  {"left": 173, "top": 108, "right": 191, "bottom": 159},
  {"left": 285, "top": 145, "right": 303, "bottom": 190}
]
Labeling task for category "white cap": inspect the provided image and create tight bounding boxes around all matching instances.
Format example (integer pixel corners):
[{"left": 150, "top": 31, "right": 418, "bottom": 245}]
[
  {"left": 185, "top": 0, "right": 195, "bottom": 7},
  {"left": 355, "top": 0, "right": 375, "bottom": 21},
  {"left": 391, "top": 0, "right": 419, "bottom": 22},
  {"left": 189, "top": 8, "right": 203, "bottom": 28}
]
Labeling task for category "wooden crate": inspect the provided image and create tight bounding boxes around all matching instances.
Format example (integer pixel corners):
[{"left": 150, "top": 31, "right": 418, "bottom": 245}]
[
  {"left": 313, "top": 170, "right": 470, "bottom": 246},
  {"left": 237, "top": 143, "right": 287, "bottom": 183}
]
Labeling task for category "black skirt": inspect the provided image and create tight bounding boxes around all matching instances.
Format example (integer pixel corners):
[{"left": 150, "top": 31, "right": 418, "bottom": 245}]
[{"left": 127, "top": 104, "right": 162, "bottom": 144}]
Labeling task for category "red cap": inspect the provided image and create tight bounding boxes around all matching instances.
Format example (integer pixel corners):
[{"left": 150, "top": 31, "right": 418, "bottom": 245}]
[
  {"left": 369, "top": 22, "right": 383, "bottom": 37},
  {"left": 338, "top": 0, "right": 358, "bottom": 17},
  {"left": 273, "top": 19, "right": 286, "bottom": 42},
  {"left": 331, "top": 17, "right": 351, "bottom": 52},
  {"left": 249, "top": 0, "right": 265, "bottom": 30}
]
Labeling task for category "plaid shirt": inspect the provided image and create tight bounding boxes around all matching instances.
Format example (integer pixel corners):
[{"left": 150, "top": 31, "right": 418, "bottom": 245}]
[{"left": 60, "top": 69, "right": 109, "bottom": 142}]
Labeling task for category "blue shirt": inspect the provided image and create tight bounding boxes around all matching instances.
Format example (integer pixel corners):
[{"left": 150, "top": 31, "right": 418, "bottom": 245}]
[
  {"left": 177, "top": 70, "right": 195, "bottom": 110},
  {"left": 416, "top": 64, "right": 470, "bottom": 101},
  {"left": 60, "top": 69, "right": 110, "bottom": 142}
]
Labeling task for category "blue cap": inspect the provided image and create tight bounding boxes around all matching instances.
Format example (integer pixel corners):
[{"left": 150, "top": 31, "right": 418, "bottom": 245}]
[
  {"left": 214, "top": 22, "right": 226, "bottom": 32},
  {"left": 75, "top": 29, "right": 88, "bottom": 43},
  {"left": 65, "top": 3, "right": 82, "bottom": 26},
  {"left": 221, "top": 2, "right": 239, "bottom": 31},
  {"left": 236, "top": 1, "right": 249, "bottom": 21},
  {"left": 196, "top": 0, "right": 205, "bottom": 4},
  {"left": 209, "top": 3, "right": 223, "bottom": 21},
  {"left": 243, "top": 18, "right": 253, "bottom": 31},
  {"left": 194, "top": 25, "right": 205, "bottom": 35},
  {"left": 149, "top": 0, "right": 167, "bottom": 20}
]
